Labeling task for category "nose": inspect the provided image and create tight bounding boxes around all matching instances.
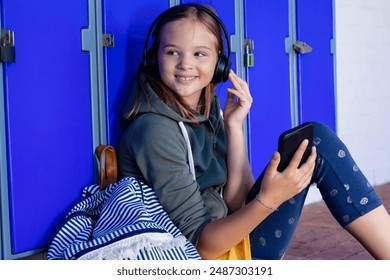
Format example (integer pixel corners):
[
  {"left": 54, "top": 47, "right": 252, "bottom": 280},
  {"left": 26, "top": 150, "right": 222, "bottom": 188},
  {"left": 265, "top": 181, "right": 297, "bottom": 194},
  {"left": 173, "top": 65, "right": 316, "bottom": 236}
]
[{"left": 177, "top": 54, "right": 193, "bottom": 70}]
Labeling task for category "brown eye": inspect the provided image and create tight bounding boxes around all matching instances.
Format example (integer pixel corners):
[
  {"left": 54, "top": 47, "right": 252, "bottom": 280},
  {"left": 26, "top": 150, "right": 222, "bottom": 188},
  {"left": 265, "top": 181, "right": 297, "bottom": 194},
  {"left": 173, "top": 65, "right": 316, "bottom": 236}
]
[{"left": 167, "top": 50, "right": 179, "bottom": 56}]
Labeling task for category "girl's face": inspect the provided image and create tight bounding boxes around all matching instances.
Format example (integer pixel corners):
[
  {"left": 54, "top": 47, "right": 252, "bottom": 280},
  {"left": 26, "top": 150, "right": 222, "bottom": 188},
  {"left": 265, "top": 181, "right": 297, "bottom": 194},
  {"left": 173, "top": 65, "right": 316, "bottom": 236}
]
[{"left": 157, "top": 18, "right": 219, "bottom": 110}]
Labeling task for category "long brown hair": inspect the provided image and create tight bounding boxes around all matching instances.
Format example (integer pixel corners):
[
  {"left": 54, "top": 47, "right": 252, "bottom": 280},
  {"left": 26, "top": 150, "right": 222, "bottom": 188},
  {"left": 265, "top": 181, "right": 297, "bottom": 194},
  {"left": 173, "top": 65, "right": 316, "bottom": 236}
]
[{"left": 125, "top": 4, "right": 225, "bottom": 122}]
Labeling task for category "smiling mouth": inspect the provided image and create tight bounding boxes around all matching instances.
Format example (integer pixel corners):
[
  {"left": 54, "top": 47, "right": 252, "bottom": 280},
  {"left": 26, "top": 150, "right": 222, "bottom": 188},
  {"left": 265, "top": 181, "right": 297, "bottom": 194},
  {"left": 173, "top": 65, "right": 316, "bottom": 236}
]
[{"left": 175, "top": 75, "right": 196, "bottom": 81}]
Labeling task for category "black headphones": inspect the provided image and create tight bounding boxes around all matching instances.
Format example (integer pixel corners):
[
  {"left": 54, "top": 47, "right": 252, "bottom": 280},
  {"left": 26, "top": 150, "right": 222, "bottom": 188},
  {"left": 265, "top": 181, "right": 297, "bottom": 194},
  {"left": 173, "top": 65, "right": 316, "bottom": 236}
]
[{"left": 143, "top": 3, "right": 231, "bottom": 83}]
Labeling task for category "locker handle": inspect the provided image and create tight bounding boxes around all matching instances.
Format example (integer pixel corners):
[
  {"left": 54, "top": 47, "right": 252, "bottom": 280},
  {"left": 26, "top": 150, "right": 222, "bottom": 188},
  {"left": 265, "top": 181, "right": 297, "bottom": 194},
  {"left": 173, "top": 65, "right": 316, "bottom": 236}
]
[{"left": 293, "top": 41, "right": 312, "bottom": 54}]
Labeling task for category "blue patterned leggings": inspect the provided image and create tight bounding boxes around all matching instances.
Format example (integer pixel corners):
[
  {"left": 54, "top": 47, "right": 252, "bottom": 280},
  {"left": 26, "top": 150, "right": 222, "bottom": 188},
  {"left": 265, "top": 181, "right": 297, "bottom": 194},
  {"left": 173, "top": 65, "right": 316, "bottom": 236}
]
[{"left": 246, "top": 121, "right": 383, "bottom": 259}]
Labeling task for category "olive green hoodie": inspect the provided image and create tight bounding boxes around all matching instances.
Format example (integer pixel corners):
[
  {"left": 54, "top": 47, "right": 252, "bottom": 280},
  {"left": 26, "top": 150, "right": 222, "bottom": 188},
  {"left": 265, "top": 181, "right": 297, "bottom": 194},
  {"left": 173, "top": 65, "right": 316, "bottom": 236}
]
[{"left": 118, "top": 81, "right": 229, "bottom": 245}]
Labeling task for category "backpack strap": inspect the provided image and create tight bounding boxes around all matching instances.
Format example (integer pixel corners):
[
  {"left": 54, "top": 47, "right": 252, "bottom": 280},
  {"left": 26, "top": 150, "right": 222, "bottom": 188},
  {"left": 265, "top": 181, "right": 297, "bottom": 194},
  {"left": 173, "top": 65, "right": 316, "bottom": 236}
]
[
  {"left": 95, "top": 145, "right": 118, "bottom": 191},
  {"left": 95, "top": 122, "right": 194, "bottom": 190}
]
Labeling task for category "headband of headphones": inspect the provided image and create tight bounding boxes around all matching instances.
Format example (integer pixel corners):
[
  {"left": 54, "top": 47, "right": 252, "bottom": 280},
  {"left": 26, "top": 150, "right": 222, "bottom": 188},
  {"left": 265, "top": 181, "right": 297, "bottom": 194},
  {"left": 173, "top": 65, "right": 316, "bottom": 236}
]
[{"left": 143, "top": 3, "right": 231, "bottom": 83}]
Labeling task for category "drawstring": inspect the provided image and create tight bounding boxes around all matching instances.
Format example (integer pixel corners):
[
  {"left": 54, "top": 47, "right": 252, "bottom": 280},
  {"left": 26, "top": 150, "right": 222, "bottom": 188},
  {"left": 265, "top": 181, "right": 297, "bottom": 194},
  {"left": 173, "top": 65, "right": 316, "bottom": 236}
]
[{"left": 178, "top": 121, "right": 196, "bottom": 181}]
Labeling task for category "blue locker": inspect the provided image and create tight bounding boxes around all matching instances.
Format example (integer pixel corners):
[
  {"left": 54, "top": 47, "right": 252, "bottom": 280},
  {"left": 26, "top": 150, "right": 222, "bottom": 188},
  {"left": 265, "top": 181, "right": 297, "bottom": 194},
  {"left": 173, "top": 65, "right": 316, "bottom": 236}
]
[
  {"left": 245, "top": 0, "right": 292, "bottom": 179},
  {"left": 104, "top": 1, "right": 170, "bottom": 147},
  {"left": 0, "top": 0, "right": 94, "bottom": 257},
  {"left": 245, "top": 0, "right": 335, "bottom": 179},
  {"left": 296, "top": 0, "right": 335, "bottom": 130}
]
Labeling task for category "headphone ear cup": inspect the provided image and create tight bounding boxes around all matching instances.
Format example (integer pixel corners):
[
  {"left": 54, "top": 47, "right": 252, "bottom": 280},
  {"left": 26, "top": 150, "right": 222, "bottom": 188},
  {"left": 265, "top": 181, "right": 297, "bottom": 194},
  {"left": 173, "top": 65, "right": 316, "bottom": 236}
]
[
  {"left": 212, "top": 54, "right": 231, "bottom": 83},
  {"left": 144, "top": 49, "right": 157, "bottom": 72},
  {"left": 147, "top": 57, "right": 156, "bottom": 70}
]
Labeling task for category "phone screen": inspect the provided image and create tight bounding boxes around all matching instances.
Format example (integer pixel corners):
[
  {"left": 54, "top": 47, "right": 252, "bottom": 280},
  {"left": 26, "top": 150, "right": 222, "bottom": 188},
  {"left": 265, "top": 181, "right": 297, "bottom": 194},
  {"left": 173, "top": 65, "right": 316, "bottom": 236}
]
[{"left": 277, "top": 123, "right": 313, "bottom": 172}]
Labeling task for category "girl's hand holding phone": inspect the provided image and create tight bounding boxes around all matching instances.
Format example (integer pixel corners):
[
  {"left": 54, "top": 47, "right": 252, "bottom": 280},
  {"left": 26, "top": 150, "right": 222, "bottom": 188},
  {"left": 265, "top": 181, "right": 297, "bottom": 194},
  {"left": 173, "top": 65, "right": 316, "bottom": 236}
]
[{"left": 257, "top": 137, "right": 317, "bottom": 211}]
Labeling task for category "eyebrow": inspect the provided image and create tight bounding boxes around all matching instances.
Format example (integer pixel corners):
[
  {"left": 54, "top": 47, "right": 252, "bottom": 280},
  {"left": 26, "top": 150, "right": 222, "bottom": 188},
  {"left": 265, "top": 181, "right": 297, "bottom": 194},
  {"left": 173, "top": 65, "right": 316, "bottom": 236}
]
[{"left": 161, "top": 44, "right": 213, "bottom": 51}]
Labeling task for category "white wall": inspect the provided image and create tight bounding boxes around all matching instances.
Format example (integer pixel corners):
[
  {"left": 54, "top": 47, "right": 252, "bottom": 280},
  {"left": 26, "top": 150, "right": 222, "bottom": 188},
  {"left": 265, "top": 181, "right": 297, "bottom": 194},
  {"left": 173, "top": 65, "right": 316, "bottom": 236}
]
[{"left": 335, "top": 0, "right": 390, "bottom": 186}]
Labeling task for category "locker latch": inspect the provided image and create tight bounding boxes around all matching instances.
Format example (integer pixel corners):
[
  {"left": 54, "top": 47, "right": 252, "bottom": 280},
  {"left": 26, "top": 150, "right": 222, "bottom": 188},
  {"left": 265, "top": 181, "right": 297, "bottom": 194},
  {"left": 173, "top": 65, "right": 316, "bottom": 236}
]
[
  {"left": 293, "top": 41, "right": 312, "bottom": 54},
  {"left": 1, "top": 29, "right": 15, "bottom": 63},
  {"left": 102, "top": 34, "right": 115, "bottom": 48},
  {"left": 244, "top": 39, "right": 254, "bottom": 67}
]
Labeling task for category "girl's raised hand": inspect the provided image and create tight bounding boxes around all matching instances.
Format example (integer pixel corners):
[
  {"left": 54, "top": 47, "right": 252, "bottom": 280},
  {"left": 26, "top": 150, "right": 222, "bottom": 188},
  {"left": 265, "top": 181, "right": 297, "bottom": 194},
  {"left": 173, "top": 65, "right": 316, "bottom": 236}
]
[{"left": 223, "top": 70, "right": 253, "bottom": 129}]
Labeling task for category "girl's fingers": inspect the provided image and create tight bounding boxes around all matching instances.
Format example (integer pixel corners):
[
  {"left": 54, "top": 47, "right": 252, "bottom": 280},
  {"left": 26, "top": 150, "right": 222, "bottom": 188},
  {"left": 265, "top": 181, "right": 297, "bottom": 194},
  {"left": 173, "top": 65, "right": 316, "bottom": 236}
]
[
  {"left": 229, "top": 70, "right": 249, "bottom": 91},
  {"left": 284, "top": 139, "right": 309, "bottom": 170},
  {"left": 227, "top": 89, "right": 252, "bottom": 112},
  {"left": 265, "top": 152, "right": 281, "bottom": 177},
  {"left": 227, "top": 88, "right": 247, "bottom": 100},
  {"left": 227, "top": 90, "right": 235, "bottom": 99},
  {"left": 297, "top": 147, "right": 317, "bottom": 188},
  {"left": 298, "top": 146, "right": 317, "bottom": 173},
  {"left": 227, "top": 72, "right": 253, "bottom": 106},
  {"left": 225, "top": 70, "right": 253, "bottom": 123}
]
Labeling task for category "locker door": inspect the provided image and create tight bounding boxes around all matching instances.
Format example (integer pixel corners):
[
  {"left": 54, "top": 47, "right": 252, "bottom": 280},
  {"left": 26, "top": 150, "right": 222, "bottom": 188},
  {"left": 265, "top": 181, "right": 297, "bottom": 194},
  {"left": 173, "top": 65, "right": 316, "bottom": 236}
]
[
  {"left": 296, "top": 0, "right": 336, "bottom": 130},
  {"left": 103, "top": 1, "right": 170, "bottom": 147},
  {"left": 0, "top": 0, "right": 93, "bottom": 257},
  {"left": 245, "top": 0, "right": 292, "bottom": 179}
]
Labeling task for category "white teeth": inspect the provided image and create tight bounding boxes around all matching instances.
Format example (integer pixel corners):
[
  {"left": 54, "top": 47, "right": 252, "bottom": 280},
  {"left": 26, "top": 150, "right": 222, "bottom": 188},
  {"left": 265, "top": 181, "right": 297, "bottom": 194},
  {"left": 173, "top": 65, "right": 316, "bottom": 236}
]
[{"left": 176, "top": 76, "right": 195, "bottom": 81}]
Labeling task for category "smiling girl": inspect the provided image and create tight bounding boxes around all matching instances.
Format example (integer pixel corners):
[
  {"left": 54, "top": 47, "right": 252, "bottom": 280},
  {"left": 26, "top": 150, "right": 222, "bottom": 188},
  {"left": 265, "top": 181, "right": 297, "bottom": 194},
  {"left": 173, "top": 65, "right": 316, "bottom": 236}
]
[{"left": 118, "top": 3, "right": 390, "bottom": 260}]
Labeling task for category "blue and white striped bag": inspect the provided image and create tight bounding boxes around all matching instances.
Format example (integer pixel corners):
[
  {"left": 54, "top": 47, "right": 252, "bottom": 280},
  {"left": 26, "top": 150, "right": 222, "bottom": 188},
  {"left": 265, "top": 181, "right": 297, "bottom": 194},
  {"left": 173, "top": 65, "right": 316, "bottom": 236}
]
[{"left": 47, "top": 176, "right": 201, "bottom": 260}]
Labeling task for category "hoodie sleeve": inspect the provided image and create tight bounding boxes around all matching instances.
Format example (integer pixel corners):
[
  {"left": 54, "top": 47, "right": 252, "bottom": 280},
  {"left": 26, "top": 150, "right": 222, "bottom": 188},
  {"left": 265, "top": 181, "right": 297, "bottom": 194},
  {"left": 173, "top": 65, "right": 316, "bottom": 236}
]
[{"left": 120, "top": 113, "right": 211, "bottom": 245}]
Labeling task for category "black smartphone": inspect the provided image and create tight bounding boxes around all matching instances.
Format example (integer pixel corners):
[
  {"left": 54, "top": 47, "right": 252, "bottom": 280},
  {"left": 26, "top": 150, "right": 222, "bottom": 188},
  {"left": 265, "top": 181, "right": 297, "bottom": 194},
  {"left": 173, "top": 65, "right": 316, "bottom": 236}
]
[{"left": 277, "top": 122, "right": 313, "bottom": 172}]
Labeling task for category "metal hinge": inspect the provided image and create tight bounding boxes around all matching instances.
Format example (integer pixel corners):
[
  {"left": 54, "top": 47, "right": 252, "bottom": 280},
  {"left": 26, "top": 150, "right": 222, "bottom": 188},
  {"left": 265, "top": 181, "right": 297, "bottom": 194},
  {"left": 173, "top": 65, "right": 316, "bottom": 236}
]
[
  {"left": 1, "top": 29, "right": 15, "bottom": 63},
  {"left": 102, "top": 33, "right": 115, "bottom": 48}
]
